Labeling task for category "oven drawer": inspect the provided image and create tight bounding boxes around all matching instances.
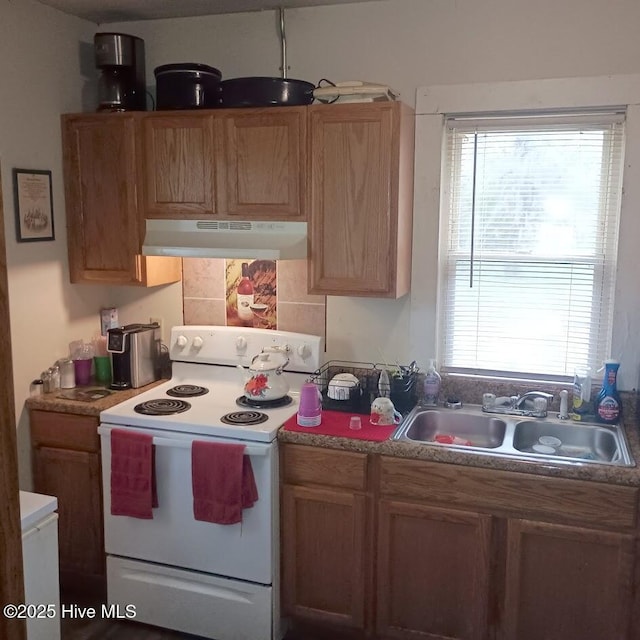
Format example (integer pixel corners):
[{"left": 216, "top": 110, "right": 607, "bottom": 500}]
[{"left": 107, "top": 556, "right": 274, "bottom": 640}]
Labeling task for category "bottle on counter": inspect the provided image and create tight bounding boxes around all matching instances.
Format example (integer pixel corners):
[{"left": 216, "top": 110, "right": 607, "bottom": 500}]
[
  {"left": 571, "top": 366, "right": 592, "bottom": 421},
  {"left": 595, "top": 360, "right": 622, "bottom": 424},
  {"left": 237, "top": 262, "right": 254, "bottom": 326},
  {"left": 423, "top": 358, "right": 441, "bottom": 406}
]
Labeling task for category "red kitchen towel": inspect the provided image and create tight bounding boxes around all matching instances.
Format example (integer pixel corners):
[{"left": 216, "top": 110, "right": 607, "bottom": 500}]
[
  {"left": 110, "top": 429, "right": 157, "bottom": 519},
  {"left": 192, "top": 441, "right": 259, "bottom": 525},
  {"left": 282, "top": 410, "right": 397, "bottom": 442}
]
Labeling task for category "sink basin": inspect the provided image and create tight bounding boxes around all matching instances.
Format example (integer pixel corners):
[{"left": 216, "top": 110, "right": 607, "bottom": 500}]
[
  {"left": 401, "top": 410, "right": 507, "bottom": 448},
  {"left": 513, "top": 420, "right": 628, "bottom": 465},
  {"left": 392, "top": 406, "right": 635, "bottom": 467}
]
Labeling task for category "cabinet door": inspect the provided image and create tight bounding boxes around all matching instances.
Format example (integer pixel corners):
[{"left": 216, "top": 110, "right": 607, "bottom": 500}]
[
  {"left": 142, "top": 113, "right": 217, "bottom": 218},
  {"left": 308, "top": 102, "right": 410, "bottom": 297},
  {"left": 218, "top": 107, "right": 306, "bottom": 219},
  {"left": 377, "top": 500, "right": 492, "bottom": 640},
  {"left": 282, "top": 484, "right": 369, "bottom": 630},
  {"left": 62, "top": 115, "right": 145, "bottom": 284},
  {"left": 503, "top": 519, "right": 634, "bottom": 640},
  {"left": 32, "top": 446, "right": 104, "bottom": 579}
]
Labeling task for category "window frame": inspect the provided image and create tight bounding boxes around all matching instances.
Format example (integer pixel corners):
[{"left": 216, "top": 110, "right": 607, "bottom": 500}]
[
  {"left": 409, "top": 75, "right": 640, "bottom": 389},
  {"left": 438, "top": 113, "right": 624, "bottom": 380}
]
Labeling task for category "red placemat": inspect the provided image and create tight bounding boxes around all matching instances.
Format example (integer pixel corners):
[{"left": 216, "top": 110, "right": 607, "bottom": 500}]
[{"left": 282, "top": 410, "right": 397, "bottom": 442}]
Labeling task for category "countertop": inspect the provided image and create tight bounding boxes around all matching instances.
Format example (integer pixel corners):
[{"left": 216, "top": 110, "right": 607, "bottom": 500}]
[
  {"left": 278, "top": 411, "right": 640, "bottom": 487},
  {"left": 26, "top": 383, "right": 640, "bottom": 486},
  {"left": 19, "top": 490, "right": 58, "bottom": 532},
  {"left": 25, "top": 379, "right": 167, "bottom": 417}
]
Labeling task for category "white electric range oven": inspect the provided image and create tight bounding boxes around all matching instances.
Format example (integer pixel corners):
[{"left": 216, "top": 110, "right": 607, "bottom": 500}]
[{"left": 98, "top": 325, "right": 323, "bottom": 640}]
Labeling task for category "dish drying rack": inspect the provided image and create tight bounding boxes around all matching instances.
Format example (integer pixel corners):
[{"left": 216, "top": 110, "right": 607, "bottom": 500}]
[{"left": 308, "top": 360, "right": 419, "bottom": 415}]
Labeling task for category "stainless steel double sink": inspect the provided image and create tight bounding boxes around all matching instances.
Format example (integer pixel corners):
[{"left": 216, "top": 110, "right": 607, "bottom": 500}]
[{"left": 392, "top": 405, "right": 635, "bottom": 467}]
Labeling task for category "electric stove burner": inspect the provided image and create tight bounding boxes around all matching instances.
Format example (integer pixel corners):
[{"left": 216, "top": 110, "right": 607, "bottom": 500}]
[
  {"left": 134, "top": 399, "right": 191, "bottom": 416},
  {"left": 236, "top": 395, "right": 294, "bottom": 409},
  {"left": 166, "top": 384, "right": 209, "bottom": 398},
  {"left": 220, "top": 411, "right": 269, "bottom": 426}
]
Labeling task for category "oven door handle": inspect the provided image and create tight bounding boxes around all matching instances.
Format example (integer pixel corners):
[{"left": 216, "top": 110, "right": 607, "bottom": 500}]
[{"left": 98, "top": 427, "right": 269, "bottom": 457}]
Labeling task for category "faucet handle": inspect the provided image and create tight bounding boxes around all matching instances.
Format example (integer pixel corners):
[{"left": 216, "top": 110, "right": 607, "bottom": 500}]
[
  {"left": 533, "top": 397, "right": 548, "bottom": 414},
  {"left": 482, "top": 393, "right": 496, "bottom": 409}
]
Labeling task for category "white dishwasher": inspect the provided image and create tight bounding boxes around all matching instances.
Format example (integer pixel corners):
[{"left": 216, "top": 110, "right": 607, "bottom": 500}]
[{"left": 19, "top": 491, "right": 61, "bottom": 640}]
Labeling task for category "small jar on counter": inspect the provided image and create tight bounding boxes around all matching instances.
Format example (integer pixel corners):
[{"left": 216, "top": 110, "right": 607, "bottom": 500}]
[
  {"left": 41, "top": 370, "right": 52, "bottom": 394},
  {"left": 29, "top": 379, "right": 44, "bottom": 397},
  {"left": 58, "top": 358, "right": 75, "bottom": 388},
  {"left": 49, "top": 364, "right": 61, "bottom": 391}
]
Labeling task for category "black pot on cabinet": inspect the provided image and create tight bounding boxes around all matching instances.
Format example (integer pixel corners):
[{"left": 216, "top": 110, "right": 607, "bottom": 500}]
[{"left": 154, "top": 63, "right": 222, "bottom": 110}]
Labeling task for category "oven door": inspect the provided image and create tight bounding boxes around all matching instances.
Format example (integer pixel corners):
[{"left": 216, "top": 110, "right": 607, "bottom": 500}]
[{"left": 98, "top": 423, "right": 277, "bottom": 585}]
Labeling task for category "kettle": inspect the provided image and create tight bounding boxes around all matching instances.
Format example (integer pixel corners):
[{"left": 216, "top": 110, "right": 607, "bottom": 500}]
[{"left": 237, "top": 348, "right": 290, "bottom": 401}]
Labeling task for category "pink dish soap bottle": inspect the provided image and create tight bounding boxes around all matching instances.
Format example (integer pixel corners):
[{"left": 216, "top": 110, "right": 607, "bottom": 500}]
[{"left": 595, "top": 360, "right": 622, "bottom": 424}]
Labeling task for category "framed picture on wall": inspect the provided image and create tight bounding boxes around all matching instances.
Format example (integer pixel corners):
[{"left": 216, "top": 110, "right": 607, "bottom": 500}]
[{"left": 13, "top": 168, "right": 55, "bottom": 242}]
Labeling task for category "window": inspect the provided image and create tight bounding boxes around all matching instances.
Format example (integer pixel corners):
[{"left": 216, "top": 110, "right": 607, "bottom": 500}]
[{"left": 438, "top": 112, "right": 625, "bottom": 379}]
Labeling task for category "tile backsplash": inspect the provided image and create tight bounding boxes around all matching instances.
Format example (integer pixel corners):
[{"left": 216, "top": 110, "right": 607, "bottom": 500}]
[{"left": 182, "top": 258, "right": 326, "bottom": 338}]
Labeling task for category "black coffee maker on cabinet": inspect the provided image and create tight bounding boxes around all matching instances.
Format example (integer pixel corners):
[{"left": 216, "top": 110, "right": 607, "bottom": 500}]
[{"left": 94, "top": 32, "right": 146, "bottom": 111}]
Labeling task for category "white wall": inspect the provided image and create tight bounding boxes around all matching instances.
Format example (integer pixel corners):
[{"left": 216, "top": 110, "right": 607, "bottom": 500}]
[
  {"left": 0, "top": 0, "right": 183, "bottom": 487},
  {"left": 106, "top": 0, "right": 640, "bottom": 384}
]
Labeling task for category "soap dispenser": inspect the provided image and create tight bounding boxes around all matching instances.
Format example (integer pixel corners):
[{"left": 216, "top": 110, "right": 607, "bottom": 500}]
[{"left": 423, "top": 358, "right": 441, "bottom": 406}]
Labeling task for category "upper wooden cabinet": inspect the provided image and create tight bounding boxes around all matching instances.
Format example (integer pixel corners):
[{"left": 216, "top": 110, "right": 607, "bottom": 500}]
[
  {"left": 61, "top": 113, "right": 181, "bottom": 286},
  {"left": 218, "top": 108, "right": 307, "bottom": 219},
  {"left": 142, "top": 107, "right": 307, "bottom": 221},
  {"left": 307, "top": 102, "right": 415, "bottom": 298},
  {"left": 142, "top": 113, "right": 217, "bottom": 218}
]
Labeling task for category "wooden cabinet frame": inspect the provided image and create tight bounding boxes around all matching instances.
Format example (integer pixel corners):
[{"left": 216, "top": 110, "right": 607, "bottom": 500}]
[
  {"left": 281, "top": 445, "right": 640, "bottom": 640},
  {"left": 30, "top": 410, "right": 105, "bottom": 594}
]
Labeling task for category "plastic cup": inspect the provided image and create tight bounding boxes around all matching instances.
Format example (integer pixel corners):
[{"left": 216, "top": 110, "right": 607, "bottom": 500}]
[
  {"left": 73, "top": 358, "right": 92, "bottom": 386},
  {"left": 93, "top": 356, "right": 111, "bottom": 385},
  {"left": 349, "top": 416, "right": 362, "bottom": 431}
]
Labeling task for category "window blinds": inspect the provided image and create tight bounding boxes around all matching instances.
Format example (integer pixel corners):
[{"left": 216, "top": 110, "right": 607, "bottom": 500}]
[{"left": 439, "top": 112, "right": 625, "bottom": 379}]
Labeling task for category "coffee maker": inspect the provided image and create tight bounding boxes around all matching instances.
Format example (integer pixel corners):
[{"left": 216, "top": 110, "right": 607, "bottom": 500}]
[
  {"left": 94, "top": 32, "right": 146, "bottom": 111},
  {"left": 107, "top": 323, "right": 160, "bottom": 390}
]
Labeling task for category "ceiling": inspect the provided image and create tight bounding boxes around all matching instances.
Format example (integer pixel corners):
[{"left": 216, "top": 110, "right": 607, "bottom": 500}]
[{"left": 35, "top": 0, "right": 378, "bottom": 24}]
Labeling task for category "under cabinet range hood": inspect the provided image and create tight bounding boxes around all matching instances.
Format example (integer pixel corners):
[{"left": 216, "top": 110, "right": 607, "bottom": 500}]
[{"left": 142, "top": 219, "right": 308, "bottom": 260}]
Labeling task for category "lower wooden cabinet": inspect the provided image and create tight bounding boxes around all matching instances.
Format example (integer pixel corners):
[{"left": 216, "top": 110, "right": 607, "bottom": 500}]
[
  {"left": 282, "top": 485, "right": 368, "bottom": 629},
  {"left": 30, "top": 410, "right": 104, "bottom": 594},
  {"left": 377, "top": 500, "right": 492, "bottom": 640},
  {"left": 503, "top": 519, "right": 635, "bottom": 640},
  {"left": 281, "top": 445, "right": 372, "bottom": 635},
  {"left": 281, "top": 444, "right": 639, "bottom": 640}
]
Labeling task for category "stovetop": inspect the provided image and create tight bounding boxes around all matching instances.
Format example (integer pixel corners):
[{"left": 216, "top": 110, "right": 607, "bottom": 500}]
[
  {"left": 100, "top": 365, "right": 307, "bottom": 443},
  {"left": 100, "top": 325, "right": 323, "bottom": 443}
]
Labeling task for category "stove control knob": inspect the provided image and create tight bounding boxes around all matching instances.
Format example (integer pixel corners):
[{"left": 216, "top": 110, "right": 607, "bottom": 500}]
[
  {"left": 297, "top": 344, "right": 311, "bottom": 359},
  {"left": 235, "top": 336, "right": 247, "bottom": 351},
  {"left": 192, "top": 336, "right": 204, "bottom": 350},
  {"left": 176, "top": 335, "right": 188, "bottom": 348}
]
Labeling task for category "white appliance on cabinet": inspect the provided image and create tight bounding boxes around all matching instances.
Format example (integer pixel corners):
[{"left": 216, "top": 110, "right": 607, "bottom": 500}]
[
  {"left": 99, "top": 326, "right": 323, "bottom": 640},
  {"left": 19, "top": 490, "right": 60, "bottom": 640}
]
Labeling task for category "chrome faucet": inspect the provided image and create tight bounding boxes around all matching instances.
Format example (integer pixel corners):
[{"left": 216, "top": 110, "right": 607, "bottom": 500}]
[
  {"left": 513, "top": 391, "right": 554, "bottom": 412},
  {"left": 482, "top": 390, "right": 553, "bottom": 418}
]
